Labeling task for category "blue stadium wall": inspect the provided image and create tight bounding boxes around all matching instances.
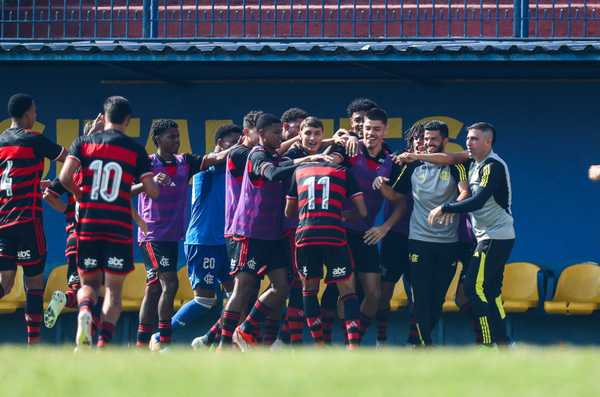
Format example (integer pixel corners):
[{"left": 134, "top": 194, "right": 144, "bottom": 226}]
[{"left": 0, "top": 57, "right": 598, "bottom": 278}]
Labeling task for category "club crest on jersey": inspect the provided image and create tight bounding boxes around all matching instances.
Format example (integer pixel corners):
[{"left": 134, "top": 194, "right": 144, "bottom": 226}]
[
  {"left": 83, "top": 258, "right": 98, "bottom": 268},
  {"left": 440, "top": 169, "right": 450, "bottom": 181},
  {"left": 159, "top": 257, "right": 170, "bottom": 268},
  {"left": 246, "top": 258, "right": 257, "bottom": 270},
  {"left": 108, "top": 257, "right": 124, "bottom": 270},
  {"left": 332, "top": 267, "right": 347, "bottom": 277},
  {"left": 17, "top": 250, "right": 31, "bottom": 260}
]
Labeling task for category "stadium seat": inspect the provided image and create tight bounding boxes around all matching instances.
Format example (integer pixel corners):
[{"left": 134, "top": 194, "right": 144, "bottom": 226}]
[
  {"left": 174, "top": 266, "right": 194, "bottom": 309},
  {"left": 0, "top": 267, "right": 25, "bottom": 314},
  {"left": 443, "top": 262, "right": 463, "bottom": 312},
  {"left": 43, "top": 264, "right": 75, "bottom": 312},
  {"left": 544, "top": 262, "right": 600, "bottom": 315},
  {"left": 390, "top": 276, "right": 409, "bottom": 311},
  {"left": 501, "top": 262, "right": 541, "bottom": 313},
  {"left": 121, "top": 263, "right": 148, "bottom": 312}
]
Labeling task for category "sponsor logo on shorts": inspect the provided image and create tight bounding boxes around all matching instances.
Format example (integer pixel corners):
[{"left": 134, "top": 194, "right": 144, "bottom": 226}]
[
  {"left": 246, "top": 258, "right": 257, "bottom": 270},
  {"left": 332, "top": 267, "right": 346, "bottom": 277},
  {"left": 108, "top": 257, "right": 124, "bottom": 270},
  {"left": 17, "top": 250, "right": 31, "bottom": 260},
  {"left": 159, "top": 256, "right": 170, "bottom": 268},
  {"left": 83, "top": 258, "right": 98, "bottom": 269},
  {"left": 203, "top": 274, "right": 214, "bottom": 285}
]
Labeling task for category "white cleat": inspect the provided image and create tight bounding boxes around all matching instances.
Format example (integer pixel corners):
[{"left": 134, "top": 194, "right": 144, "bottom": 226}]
[
  {"left": 75, "top": 311, "right": 92, "bottom": 349},
  {"left": 149, "top": 332, "right": 161, "bottom": 352},
  {"left": 191, "top": 335, "right": 210, "bottom": 350},
  {"left": 44, "top": 290, "right": 67, "bottom": 328}
]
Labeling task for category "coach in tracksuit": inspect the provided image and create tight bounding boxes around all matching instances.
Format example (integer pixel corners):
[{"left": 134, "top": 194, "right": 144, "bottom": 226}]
[
  {"left": 378, "top": 120, "right": 469, "bottom": 346},
  {"left": 429, "top": 122, "right": 515, "bottom": 346}
]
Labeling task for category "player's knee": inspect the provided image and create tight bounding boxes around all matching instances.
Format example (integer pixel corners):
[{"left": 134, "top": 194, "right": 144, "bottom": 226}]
[
  {"left": 271, "top": 282, "right": 290, "bottom": 300},
  {"left": 146, "top": 282, "right": 162, "bottom": 298},
  {"left": 162, "top": 277, "right": 178, "bottom": 297},
  {"left": 0, "top": 279, "right": 14, "bottom": 295}
]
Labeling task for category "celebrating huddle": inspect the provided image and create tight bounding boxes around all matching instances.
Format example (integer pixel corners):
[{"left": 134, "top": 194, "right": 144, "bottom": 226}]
[{"left": 0, "top": 93, "right": 515, "bottom": 350}]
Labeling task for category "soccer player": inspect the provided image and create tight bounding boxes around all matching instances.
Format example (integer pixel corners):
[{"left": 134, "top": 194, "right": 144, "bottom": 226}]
[
  {"left": 281, "top": 107, "right": 309, "bottom": 141},
  {"left": 346, "top": 98, "right": 379, "bottom": 138},
  {"left": 0, "top": 93, "right": 66, "bottom": 344},
  {"left": 341, "top": 108, "right": 395, "bottom": 339},
  {"left": 135, "top": 120, "right": 241, "bottom": 350},
  {"left": 377, "top": 120, "right": 469, "bottom": 346},
  {"left": 218, "top": 113, "right": 331, "bottom": 350},
  {"left": 59, "top": 96, "right": 159, "bottom": 348},
  {"left": 145, "top": 124, "right": 242, "bottom": 349},
  {"left": 285, "top": 160, "right": 367, "bottom": 349},
  {"left": 43, "top": 117, "right": 105, "bottom": 328},
  {"left": 428, "top": 122, "right": 515, "bottom": 346},
  {"left": 278, "top": 117, "right": 345, "bottom": 346},
  {"left": 373, "top": 123, "right": 424, "bottom": 346},
  {"left": 589, "top": 165, "right": 600, "bottom": 181}
]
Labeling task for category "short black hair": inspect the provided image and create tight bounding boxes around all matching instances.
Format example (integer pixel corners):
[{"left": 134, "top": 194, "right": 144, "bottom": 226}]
[
  {"left": 300, "top": 116, "right": 324, "bottom": 131},
  {"left": 346, "top": 98, "right": 379, "bottom": 117},
  {"left": 256, "top": 113, "right": 281, "bottom": 131},
  {"left": 150, "top": 119, "right": 178, "bottom": 145},
  {"left": 281, "top": 107, "right": 309, "bottom": 123},
  {"left": 424, "top": 120, "right": 449, "bottom": 138},
  {"left": 365, "top": 107, "right": 388, "bottom": 125},
  {"left": 8, "top": 93, "right": 34, "bottom": 119},
  {"left": 215, "top": 124, "right": 243, "bottom": 142},
  {"left": 103, "top": 96, "right": 132, "bottom": 124},
  {"left": 242, "top": 110, "right": 264, "bottom": 130},
  {"left": 467, "top": 122, "right": 497, "bottom": 144}
]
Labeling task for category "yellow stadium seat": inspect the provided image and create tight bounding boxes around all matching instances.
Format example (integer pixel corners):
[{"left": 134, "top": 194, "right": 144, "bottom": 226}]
[
  {"left": 443, "top": 262, "right": 463, "bottom": 312},
  {"left": 0, "top": 267, "right": 25, "bottom": 314},
  {"left": 43, "top": 264, "right": 75, "bottom": 313},
  {"left": 121, "top": 263, "right": 147, "bottom": 312},
  {"left": 501, "top": 262, "right": 541, "bottom": 313},
  {"left": 544, "top": 262, "right": 600, "bottom": 315},
  {"left": 174, "top": 266, "right": 194, "bottom": 309},
  {"left": 390, "top": 276, "right": 409, "bottom": 311}
]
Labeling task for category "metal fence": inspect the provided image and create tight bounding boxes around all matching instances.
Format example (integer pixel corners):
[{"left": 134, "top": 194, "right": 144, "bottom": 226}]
[{"left": 1, "top": 0, "right": 599, "bottom": 40}]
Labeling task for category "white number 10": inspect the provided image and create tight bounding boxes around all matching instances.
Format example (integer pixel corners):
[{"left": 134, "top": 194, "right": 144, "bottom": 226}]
[{"left": 89, "top": 160, "right": 123, "bottom": 202}]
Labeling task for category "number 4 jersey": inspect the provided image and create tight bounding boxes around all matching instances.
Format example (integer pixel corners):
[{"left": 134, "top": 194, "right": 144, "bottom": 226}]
[
  {"left": 287, "top": 163, "right": 364, "bottom": 247},
  {"left": 67, "top": 129, "right": 152, "bottom": 244},
  {"left": 0, "top": 128, "right": 64, "bottom": 227}
]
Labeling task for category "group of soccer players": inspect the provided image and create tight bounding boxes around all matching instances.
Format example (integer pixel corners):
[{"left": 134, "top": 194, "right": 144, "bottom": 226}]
[{"left": 0, "top": 93, "right": 516, "bottom": 350}]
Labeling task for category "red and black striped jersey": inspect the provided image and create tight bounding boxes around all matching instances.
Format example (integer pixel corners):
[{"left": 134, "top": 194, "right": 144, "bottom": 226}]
[
  {"left": 0, "top": 128, "right": 64, "bottom": 228},
  {"left": 67, "top": 129, "right": 152, "bottom": 244},
  {"left": 287, "top": 163, "right": 363, "bottom": 247},
  {"left": 47, "top": 171, "right": 82, "bottom": 235}
]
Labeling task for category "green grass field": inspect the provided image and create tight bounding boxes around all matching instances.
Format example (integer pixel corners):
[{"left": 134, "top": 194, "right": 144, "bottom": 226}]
[{"left": 0, "top": 346, "right": 599, "bottom": 397}]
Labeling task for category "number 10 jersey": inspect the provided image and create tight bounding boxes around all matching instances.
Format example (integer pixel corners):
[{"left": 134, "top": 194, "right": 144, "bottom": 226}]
[{"left": 68, "top": 129, "right": 152, "bottom": 244}]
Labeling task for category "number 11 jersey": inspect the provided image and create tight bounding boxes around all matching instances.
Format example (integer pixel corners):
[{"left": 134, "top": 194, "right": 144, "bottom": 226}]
[{"left": 67, "top": 129, "right": 152, "bottom": 244}]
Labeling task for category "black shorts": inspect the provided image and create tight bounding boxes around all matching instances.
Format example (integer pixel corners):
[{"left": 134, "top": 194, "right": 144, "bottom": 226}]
[
  {"left": 76, "top": 238, "right": 133, "bottom": 275},
  {"left": 139, "top": 241, "right": 179, "bottom": 285},
  {"left": 347, "top": 230, "right": 380, "bottom": 274},
  {"left": 381, "top": 231, "right": 409, "bottom": 284},
  {"left": 296, "top": 244, "right": 354, "bottom": 284},
  {"left": 230, "top": 237, "right": 290, "bottom": 277},
  {"left": 0, "top": 221, "right": 46, "bottom": 277}
]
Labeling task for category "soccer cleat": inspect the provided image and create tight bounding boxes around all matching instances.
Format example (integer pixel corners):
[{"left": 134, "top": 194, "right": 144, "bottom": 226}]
[
  {"left": 375, "top": 340, "right": 386, "bottom": 349},
  {"left": 233, "top": 327, "right": 257, "bottom": 352},
  {"left": 149, "top": 332, "right": 161, "bottom": 352},
  {"left": 44, "top": 290, "right": 67, "bottom": 328},
  {"left": 191, "top": 334, "right": 210, "bottom": 350},
  {"left": 75, "top": 311, "right": 92, "bottom": 348}
]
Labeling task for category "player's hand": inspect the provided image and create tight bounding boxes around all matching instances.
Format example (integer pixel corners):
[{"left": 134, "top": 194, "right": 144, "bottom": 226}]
[
  {"left": 372, "top": 176, "right": 390, "bottom": 191},
  {"left": 88, "top": 113, "right": 104, "bottom": 135},
  {"left": 589, "top": 165, "right": 600, "bottom": 181},
  {"left": 154, "top": 172, "right": 172, "bottom": 186},
  {"left": 39, "top": 179, "right": 51, "bottom": 191},
  {"left": 363, "top": 225, "right": 391, "bottom": 245},
  {"left": 344, "top": 135, "right": 360, "bottom": 158},
  {"left": 397, "top": 152, "right": 418, "bottom": 164},
  {"left": 73, "top": 187, "right": 83, "bottom": 202},
  {"left": 307, "top": 154, "right": 335, "bottom": 163},
  {"left": 333, "top": 129, "right": 350, "bottom": 144},
  {"left": 427, "top": 205, "right": 445, "bottom": 225}
]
